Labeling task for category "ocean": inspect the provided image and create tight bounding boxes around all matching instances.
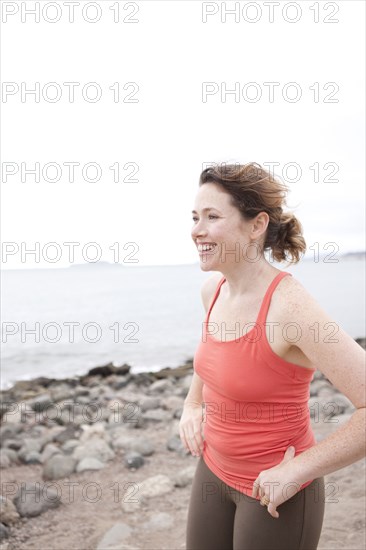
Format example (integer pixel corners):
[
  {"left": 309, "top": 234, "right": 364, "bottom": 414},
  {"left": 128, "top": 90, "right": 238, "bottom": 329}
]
[{"left": 1, "top": 257, "right": 365, "bottom": 390}]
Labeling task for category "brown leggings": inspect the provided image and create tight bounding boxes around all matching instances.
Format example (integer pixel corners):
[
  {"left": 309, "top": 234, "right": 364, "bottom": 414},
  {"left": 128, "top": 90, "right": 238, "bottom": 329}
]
[{"left": 186, "top": 456, "right": 325, "bottom": 550}]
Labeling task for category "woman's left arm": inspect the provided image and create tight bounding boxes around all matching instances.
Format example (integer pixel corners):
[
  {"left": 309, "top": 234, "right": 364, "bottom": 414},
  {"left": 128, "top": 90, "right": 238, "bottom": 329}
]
[{"left": 284, "top": 278, "right": 366, "bottom": 485}]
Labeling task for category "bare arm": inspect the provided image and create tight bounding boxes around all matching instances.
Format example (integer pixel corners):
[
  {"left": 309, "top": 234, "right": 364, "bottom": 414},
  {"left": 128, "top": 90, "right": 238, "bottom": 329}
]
[
  {"left": 184, "top": 371, "right": 204, "bottom": 407},
  {"left": 280, "top": 277, "right": 366, "bottom": 484},
  {"left": 183, "top": 272, "right": 222, "bottom": 407}
]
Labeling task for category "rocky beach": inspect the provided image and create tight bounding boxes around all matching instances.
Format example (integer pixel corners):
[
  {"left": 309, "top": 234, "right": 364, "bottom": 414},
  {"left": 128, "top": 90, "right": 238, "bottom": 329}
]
[{"left": 0, "top": 339, "right": 365, "bottom": 550}]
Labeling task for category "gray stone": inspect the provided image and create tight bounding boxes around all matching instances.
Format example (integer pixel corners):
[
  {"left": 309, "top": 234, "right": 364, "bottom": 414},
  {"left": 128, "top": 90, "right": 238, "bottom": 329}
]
[
  {"left": 43, "top": 454, "right": 77, "bottom": 480},
  {"left": 72, "top": 438, "right": 115, "bottom": 463},
  {"left": 141, "top": 408, "right": 172, "bottom": 423},
  {"left": 139, "top": 396, "right": 161, "bottom": 412},
  {"left": 310, "top": 380, "right": 331, "bottom": 397},
  {"left": 96, "top": 522, "right": 133, "bottom": 550},
  {"left": 50, "top": 384, "right": 75, "bottom": 403},
  {"left": 0, "top": 451, "right": 11, "bottom": 468},
  {"left": 2, "top": 438, "right": 22, "bottom": 451},
  {"left": 18, "top": 438, "right": 44, "bottom": 462},
  {"left": 41, "top": 443, "right": 62, "bottom": 463},
  {"left": 124, "top": 452, "right": 144, "bottom": 470},
  {"left": 111, "top": 435, "right": 154, "bottom": 456},
  {"left": 0, "top": 448, "right": 20, "bottom": 465},
  {"left": 76, "top": 457, "right": 105, "bottom": 472},
  {"left": 26, "top": 393, "right": 53, "bottom": 412},
  {"left": 138, "top": 474, "right": 174, "bottom": 499},
  {"left": 61, "top": 439, "right": 80, "bottom": 454},
  {"left": 0, "top": 495, "right": 20, "bottom": 525},
  {"left": 0, "top": 523, "right": 10, "bottom": 541},
  {"left": 22, "top": 451, "right": 42, "bottom": 464},
  {"left": 53, "top": 425, "right": 82, "bottom": 444},
  {"left": 174, "top": 466, "right": 196, "bottom": 488},
  {"left": 147, "top": 379, "right": 173, "bottom": 394},
  {"left": 111, "top": 376, "right": 131, "bottom": 391},
  {"left": 0, "top": 424, "right": 23, "bottom": 441},
  {"left": 14, "top": 482, "right": 61, "bottom": 517},
  {"left": 167, "top": 435, "right": 185, "bottom": 452},
  {"left": 142, "top": 512, "right": 174, "bottom": 531}
]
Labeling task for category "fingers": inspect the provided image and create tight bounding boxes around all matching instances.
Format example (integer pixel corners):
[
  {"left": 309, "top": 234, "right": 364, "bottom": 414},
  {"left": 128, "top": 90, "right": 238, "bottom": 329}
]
[
  {"left": 282, "top": 446, "right": 295, "bottom": 461},
  {"left": 179, "top": 422, "right": 204, "bottom": 456}
]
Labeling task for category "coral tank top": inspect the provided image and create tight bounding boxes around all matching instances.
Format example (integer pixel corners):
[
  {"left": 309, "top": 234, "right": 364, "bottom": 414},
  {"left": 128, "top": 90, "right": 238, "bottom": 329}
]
[{"left": 194, "top": 271, "right": 317, "bottom": 501}]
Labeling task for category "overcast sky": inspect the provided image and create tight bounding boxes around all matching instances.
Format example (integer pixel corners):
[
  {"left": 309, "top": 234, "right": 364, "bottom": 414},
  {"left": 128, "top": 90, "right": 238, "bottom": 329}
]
[{"left": 1, "top": 0, "right": 365, "bottom": 269}]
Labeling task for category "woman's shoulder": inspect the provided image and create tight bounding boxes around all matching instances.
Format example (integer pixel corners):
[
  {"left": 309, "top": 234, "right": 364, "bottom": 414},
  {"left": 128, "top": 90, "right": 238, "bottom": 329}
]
[
  {"left": 271, "top": 272, "right": 314, "bottom": 321},
  {"left": 200, "top": 272, "right": 224, "bottom": 313}
]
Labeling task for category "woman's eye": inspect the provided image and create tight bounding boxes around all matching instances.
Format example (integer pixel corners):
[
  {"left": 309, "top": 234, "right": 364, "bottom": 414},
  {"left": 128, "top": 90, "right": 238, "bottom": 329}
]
[{"left": 192, "top": 215, "right": 218, "bottom": 222}]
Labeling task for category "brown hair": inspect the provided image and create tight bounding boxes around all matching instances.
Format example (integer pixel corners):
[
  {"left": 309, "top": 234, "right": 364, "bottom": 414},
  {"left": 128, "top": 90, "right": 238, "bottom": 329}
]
[{"left": 199, "top": 162, "right": 306, "bottom": 265}]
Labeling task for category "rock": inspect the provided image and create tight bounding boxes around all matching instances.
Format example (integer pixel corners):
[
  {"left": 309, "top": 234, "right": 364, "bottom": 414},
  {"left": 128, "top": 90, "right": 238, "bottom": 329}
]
[
  {"left": 121, "top": 499, "right": 142, "bottom": 514},
  {"left": 355, "top": 337, "right": 366, "bottom": 350},
  {"left": 167, "top": 435, "right": 185, "bottom": 453},
  {"left": 162, "top": 395, "right": 185, "bottom": 411},
  {"left": 174, "top": 466, "right": 196, "bottom": 488},
  {"left": 40, "top": 443, "right": 62, "bottom": 463},
  {"left": 0, "top": 451, "right": 11, "bottom": 468},
  {"left": 310, "top": 380, "right": 332, "bottom": 397},
  {"left": 49, "top": 383, "right": 75, "bottom": 403},
  {"left": 111, "top": 435, "right": 154, "bottom": 456},
  {"left": 53, "top": 425, "right": 82, "bottom": 444},
  {"left": 141, "top": 512, "right": 174, "bottom": 531},
  {"left": 147, "top": 379, "right": 174, "bottom": 394},
  {"left": 72, "top": 438, "right": 115, "bottom": 463},
  {"left": 0, "top": 496, "right": 20, "bottom": 525},
  {"left": 111, "top": 376, "right": 131, "bottom": 391},
  {"left": 148, "top": 363, "right": 193, "bottom": 379},
  {"left": 14, "top": 482, "right": 61, "bottom": 517},
  {"left": 0, "top": 523, "right": 10, "bottom": 541},
  {"left": 0, "top": 424, "right": 24, "bottom": 443},
  {"left": 96, "top": 522, "right": 133, "bottom": 550},
  {"left": 61, "top": 439, "right": 79, "bottom": 454},
  {"left": 0, "top": 448, "right": 20, "bottom": 465},
  {"left": 141, "top": 409, "right": 172, "bottom": 423},
  {"left": 29, "top": 377, "right": 57, "bottom": 388},
  {"left": 2, "top": 438, "right": 22, "bottom": 451},
  {"left": 312, "top": 370, "right": 326, "bottom": 381},
  {"left": 18, "top": 438, "right": 44, "bottom": 463},
  {"left": 330, "top": 394, "right": 355, "bottom": 414},
  {"left": 124, "top": 452, "right": 144, "bottom": 470},
  {"left": 22, "top": 451, "right": 42, "bottom": 464},
  {"left": 79, "top": 422, "right": 108, "bottom": 442},
  {"left": 331, "top": 412, "right": 354, "bottom": 426},
  {"left": 139, "top": 396, "right": 161, "bottom": 412},
  {"left": 86, "top": 362, "right": 131, "bottom": 378},
  {"left": 138, "top": 474, "right": 174, "bottom": 499},
  {"left": 43, "top": 454, "right": 77, "bottom": 480},
  {"left": 2, "top": 407, "right": 23, "bottom": 424},
  {"left": 76, "top": 457, "right": 105, "bottom": 472},
  {"left": 26, "top": 393, "right": 53, "bottom": 412}
]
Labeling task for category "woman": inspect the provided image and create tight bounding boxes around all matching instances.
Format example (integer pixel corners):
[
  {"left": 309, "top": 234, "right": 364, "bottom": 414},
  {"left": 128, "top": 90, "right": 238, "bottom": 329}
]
[{"left": 180, "top": 162, "right": 365, "bottom": 550}]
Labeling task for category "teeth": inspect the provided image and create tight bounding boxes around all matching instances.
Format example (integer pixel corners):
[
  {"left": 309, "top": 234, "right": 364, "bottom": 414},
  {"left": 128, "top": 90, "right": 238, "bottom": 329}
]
[{"left": 198, "top": 244, "right": 215, "bottom": 252}]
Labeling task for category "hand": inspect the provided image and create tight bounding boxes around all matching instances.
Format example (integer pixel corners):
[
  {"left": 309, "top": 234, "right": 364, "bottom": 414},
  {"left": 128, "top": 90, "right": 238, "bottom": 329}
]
[
  {"left": 179, "top": 402, "right": 205, "bottom": 457},
  {"left": 252, "top": 446, "right": 301, "bottom": 519}
]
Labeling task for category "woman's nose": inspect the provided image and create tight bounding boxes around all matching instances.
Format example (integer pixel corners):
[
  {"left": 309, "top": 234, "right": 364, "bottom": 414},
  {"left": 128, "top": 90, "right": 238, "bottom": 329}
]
[{"left": 191, "top": 223, "right": 206, "bottom": 239}]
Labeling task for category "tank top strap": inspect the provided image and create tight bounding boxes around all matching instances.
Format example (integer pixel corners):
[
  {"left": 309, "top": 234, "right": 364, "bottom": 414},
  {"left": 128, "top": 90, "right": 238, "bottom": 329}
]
[
  {"left": 256, "top": 271, "right": 292, "bottom": 326},
  {"left": 205, "top": 276, "right": 226, "bottom": 325}
]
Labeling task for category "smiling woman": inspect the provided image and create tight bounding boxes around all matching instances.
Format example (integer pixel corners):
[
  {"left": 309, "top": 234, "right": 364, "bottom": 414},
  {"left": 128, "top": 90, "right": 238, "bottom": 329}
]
[{"left": 181, "top": 161, "right": 366, "bottom": 550}]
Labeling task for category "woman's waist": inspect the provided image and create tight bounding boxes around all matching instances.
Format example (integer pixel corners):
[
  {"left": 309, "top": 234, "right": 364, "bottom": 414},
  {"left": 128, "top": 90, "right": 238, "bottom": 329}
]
[
  {"left": 203, "top": 399, "right": 312, "bottom": 424},
  {"left": 203, "top": 419, "right": 316, "bottom": 459}
]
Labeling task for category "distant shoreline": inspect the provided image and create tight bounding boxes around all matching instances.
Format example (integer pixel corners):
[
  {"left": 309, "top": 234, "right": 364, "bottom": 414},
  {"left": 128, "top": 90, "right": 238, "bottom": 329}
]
[{"left": 2, "top": 250, "right": 365, "bottom": 271}]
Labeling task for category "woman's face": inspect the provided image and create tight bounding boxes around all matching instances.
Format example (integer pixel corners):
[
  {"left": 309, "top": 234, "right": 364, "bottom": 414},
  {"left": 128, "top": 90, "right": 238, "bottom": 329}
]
[{"left": 191, "top": 182, "right": 260, "bottom": 269}]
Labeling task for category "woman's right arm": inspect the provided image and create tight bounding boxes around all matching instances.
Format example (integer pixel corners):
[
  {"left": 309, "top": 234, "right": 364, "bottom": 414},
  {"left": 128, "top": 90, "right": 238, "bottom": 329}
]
[
  {"left": 179, "top": 273, "right": 222, "bottom": 456},
  {"left": 183, "top": 273, "right": 221, "bottom": 407}
]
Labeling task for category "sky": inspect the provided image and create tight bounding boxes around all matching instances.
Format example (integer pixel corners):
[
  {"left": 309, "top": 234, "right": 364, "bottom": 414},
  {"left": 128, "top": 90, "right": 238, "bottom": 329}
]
[{"left": 1, "top": 0, "right": 365, "bottom": 269}]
